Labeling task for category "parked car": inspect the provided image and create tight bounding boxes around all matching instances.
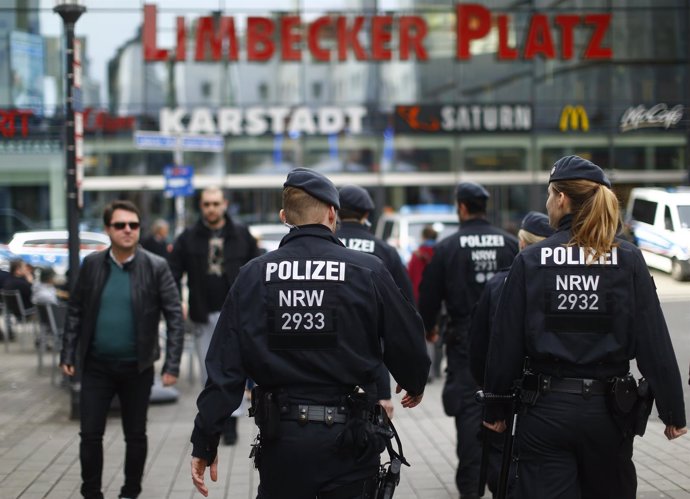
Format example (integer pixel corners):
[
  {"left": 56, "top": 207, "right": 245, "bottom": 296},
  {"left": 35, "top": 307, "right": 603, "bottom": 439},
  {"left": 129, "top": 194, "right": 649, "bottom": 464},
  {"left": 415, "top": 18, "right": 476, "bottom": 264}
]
[
  {"left": 625, "top": 187, "right": 690, "bottom": 281},
  {"left": 7, "top": 230, "right": 110, "bottom": 278},
  {"left": 374, "top": 205, "right": 459, "bottom": 263},
  {"left": 249, "top": 223, "right": 290, "bottom": 253}
]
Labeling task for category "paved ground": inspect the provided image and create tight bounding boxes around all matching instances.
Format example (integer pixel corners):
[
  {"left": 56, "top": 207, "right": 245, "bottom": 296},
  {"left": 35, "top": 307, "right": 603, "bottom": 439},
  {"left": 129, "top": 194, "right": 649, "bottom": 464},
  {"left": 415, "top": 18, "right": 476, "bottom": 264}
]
[{"left": 1, "top": 274, "right": 689, "bottom": 499}]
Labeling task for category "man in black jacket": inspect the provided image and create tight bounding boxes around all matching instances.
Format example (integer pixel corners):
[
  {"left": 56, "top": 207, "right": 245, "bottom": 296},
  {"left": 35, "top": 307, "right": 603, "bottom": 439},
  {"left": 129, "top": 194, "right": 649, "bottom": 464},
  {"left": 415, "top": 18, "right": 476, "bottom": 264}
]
[
  {"left": 60, "top": 200, "right": 184, "bottom": 499},
  {"left": 169, "top": 186, "right": 260, "bottom": 445}
]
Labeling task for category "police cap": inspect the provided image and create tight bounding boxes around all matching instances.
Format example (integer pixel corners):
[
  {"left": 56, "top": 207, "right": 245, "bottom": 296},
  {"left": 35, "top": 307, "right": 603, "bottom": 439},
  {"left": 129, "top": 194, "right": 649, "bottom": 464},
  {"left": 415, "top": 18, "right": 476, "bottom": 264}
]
[
  {"left": 284, "top": 167, "right": 340, "bottom": 209},
  {"left": 339, "top": 184, "right": 375, "bottom": 213},
  {"left": 520, "top": 211, "right": 554, "bottom": 238},
  {"left": 455, "top": 182, "right": 490, "bottom": 202},
  {"left": 549, "top": 155, "right": 611, "bottom": 188}
]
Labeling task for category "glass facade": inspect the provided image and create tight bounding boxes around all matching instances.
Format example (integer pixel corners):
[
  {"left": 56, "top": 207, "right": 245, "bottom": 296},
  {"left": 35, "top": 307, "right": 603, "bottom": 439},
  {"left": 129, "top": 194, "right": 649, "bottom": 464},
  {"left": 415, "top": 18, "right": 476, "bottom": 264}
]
[{"left": 0, "top": 0, "right": 689, "bottom": 231}]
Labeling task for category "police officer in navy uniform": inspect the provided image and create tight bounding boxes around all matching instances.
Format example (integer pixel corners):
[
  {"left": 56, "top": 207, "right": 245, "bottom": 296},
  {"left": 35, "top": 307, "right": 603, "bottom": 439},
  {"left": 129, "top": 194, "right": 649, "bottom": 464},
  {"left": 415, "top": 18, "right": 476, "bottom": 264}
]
[
  {"left": 336, "top": 184, "right": 416, "bottom": 421},
  {"left": 190, "top": 168, "right": 430, "bottom": 498},
  {"left": 467, "top": 211, "right": 553, "bottom": 497},
  {"left": 418, "top": 182, "right": 519, "bottom": 499},
  {"left": 337, "top": 184, "right": 414, "bottom": 303},
  {"left": 484, "top": 156, "right": 687, "bottom": 499}
]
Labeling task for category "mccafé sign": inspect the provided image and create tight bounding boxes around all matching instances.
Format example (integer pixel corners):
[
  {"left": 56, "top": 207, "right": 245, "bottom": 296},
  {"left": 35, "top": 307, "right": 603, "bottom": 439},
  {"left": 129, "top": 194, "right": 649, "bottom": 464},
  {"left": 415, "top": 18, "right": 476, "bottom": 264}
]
[{"left": 143, "top": 3, "right": 612, "bottom": 63}]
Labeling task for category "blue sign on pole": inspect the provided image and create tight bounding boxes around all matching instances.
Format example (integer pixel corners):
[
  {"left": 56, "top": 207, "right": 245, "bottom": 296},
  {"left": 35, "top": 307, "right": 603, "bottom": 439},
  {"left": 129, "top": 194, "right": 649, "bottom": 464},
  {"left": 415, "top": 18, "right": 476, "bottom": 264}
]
[{"left": 164, "top": 165, "right": 194, "bottom": 197}]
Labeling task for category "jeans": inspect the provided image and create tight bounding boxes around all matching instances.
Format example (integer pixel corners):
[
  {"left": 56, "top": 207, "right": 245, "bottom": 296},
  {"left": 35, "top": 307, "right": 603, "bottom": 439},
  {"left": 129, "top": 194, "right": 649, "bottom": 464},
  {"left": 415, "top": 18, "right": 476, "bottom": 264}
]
[{"left": 79, "top": 357, "right": 154, "bottom": 499}]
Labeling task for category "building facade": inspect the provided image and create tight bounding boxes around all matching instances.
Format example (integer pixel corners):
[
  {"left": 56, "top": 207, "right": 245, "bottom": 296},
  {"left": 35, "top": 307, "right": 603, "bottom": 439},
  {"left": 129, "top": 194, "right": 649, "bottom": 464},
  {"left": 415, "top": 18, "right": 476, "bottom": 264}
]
[{"left": 0, "top": 0, "right": 688, "bottom": 235}]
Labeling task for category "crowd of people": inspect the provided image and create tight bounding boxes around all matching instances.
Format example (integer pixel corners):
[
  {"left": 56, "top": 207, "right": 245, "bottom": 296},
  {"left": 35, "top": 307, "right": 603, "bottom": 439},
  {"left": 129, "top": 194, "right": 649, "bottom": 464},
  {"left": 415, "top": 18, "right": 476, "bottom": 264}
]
[{"left": 2, "top": 156, "right": 683, "bottom": 499}]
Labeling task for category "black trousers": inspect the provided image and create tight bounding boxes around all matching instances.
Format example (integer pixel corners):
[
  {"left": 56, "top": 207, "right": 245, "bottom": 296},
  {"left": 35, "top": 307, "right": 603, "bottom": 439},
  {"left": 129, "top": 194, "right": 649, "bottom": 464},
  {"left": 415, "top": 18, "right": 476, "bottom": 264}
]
[
  {"left": 79, "top": 358, "right": 154, "bottom": 499},
  {"left": 514, "top": 391, "right": 636, "bottom": 499},
  {"left": 256, "top": 420, "right": 379, "bottom": 499},
  {"left": 443, "top": 341, "right": 483, "bottom": 498}
]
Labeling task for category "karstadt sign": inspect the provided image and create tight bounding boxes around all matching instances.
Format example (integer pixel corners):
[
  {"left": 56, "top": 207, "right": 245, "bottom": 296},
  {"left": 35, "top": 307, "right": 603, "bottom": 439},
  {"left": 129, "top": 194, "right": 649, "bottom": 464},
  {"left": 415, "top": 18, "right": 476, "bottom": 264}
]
[
  {"left": 143, "top": 3, "right": 613, "bottom": 63},
  {"left": 160, "top": 106, "right": 368, "bottom": 136}
]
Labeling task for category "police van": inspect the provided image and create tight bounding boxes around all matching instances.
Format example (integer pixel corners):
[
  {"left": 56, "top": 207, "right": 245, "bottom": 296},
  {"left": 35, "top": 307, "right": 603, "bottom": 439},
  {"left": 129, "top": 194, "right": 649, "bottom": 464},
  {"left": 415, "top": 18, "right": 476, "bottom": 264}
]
[{"left": 625, "top": 187, "right": 690, "bottom": 281}]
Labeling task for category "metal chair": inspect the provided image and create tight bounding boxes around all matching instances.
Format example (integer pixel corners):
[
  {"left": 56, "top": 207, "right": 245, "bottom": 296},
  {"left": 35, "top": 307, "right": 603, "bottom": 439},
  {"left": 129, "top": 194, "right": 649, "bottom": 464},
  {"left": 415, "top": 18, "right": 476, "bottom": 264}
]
[
  {"left": 36, "top": 302, "right": 67, "bottom": 384},
  {"left": 1, "top": 289, "right": 37, "bottom": 352}
]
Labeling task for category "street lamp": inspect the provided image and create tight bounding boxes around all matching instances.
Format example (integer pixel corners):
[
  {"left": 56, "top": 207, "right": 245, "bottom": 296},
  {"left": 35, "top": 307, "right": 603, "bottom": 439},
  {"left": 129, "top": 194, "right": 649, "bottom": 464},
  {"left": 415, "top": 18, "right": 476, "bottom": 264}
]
[
  {"left": 54, "top": 0, "right": 86, "bottom": 295},
  {"left": 54, "top": 0, "right": 86, "bottom": 421}
]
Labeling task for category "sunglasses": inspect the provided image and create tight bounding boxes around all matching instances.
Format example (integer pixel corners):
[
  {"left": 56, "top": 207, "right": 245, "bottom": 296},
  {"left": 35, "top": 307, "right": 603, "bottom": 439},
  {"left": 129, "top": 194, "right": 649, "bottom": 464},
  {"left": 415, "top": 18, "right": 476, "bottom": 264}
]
[
  {"left": 109, "top": 222, "right": 141, "bottom": 230},
  {"left": 202, "top": 201, "right": 222, "bottom": 207}
]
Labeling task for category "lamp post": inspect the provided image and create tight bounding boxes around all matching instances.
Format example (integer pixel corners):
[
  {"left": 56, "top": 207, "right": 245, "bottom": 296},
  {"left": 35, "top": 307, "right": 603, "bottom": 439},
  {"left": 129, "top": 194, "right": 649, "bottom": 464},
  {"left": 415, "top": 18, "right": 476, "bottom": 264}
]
[
  {"left": 54, "top": 0, "right": 85, "bottom": 295},
  {"left": 54, "top": 0, "right": 86, "bottom": 421}
]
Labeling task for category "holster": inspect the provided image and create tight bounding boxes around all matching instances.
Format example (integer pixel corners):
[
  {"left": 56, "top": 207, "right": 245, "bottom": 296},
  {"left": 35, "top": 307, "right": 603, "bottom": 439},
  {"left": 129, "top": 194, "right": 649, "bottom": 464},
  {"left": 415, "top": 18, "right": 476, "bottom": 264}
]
[
  {"left": 633, "top": 378, "right": 654, "bottom": 437},
  {"left": 249, "top": 387, "right": 284, "bottom": 441},
  {"left": 606, "top": 374, "right": 654, "bottom": 437}
]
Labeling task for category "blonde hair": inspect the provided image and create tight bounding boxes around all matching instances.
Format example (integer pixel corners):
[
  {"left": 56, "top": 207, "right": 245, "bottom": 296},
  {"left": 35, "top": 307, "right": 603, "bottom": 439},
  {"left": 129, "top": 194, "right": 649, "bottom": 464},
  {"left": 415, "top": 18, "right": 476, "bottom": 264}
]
[
  {"left": 551, "top": 179, "right": 620, "bottom": 261},
  {"left": 282, "top": 187, "right": 330, "bottom": 226},
  {"left": 517, "top": 229, "right": 547, "bottom": 246}
]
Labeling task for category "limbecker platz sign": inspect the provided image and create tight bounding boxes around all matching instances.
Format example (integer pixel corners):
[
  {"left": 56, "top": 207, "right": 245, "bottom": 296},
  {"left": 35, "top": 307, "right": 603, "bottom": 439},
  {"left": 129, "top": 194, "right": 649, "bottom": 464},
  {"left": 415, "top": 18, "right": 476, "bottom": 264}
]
[{"left": 143, "top": 3, "right": 612, "bottom": 63}]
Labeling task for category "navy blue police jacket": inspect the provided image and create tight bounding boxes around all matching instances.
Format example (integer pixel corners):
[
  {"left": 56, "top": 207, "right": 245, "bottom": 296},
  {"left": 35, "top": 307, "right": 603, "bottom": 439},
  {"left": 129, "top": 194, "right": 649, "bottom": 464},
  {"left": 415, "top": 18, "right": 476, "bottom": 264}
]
[
  {"left": 468, "top": 267, "right": 509, "bottom": 385},
  {"left": 191, "top": 224, "right": 430, "bottom": 462},
  {"left": 337, "top": 221, "right": 415, "bottom": 303},
  {"left": 418, "top": 218, "right": 519, "bottom": 332},
  {"left": 485, "top": 215, "right": 686, "bottom": 428}
]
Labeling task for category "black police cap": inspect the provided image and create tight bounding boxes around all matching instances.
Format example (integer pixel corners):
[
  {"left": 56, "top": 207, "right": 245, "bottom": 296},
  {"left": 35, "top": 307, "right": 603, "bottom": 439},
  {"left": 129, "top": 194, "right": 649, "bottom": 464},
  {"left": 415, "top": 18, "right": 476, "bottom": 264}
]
[
  {"left": 284, "top": 167, "right": 340, "bottom": 209},
  {"left": 520, "top": 211, "right": 554, "bottom": 238},
  {"left": 339, "top": 184, "right": 375, "bottom": 213},
  {"left": 455, "top": 182, "right": 490, "bottom": 202},
  {"left": 549, "top": 155, "right": 611, "bottom": 188}
]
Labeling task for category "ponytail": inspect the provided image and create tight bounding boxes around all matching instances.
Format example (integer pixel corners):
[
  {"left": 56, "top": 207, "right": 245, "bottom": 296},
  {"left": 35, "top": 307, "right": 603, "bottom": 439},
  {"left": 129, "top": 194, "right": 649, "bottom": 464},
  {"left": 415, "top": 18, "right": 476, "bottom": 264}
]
[{"left": 552, "top": 180, "right": 620, "bottom": 262}]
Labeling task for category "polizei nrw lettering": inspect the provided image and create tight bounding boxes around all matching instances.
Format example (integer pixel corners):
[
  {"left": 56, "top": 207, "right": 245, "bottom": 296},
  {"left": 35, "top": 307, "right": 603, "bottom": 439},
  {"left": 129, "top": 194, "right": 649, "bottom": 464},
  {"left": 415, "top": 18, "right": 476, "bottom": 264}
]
[
  {"left": 540, "top": 246, "right": 618, "bottom": 265},
  {"left": 460, "top": 234, "right": 505, "bottom": 248},
  {"left": 279, "top": 289, "right": 324, "bottom": 307},
  {"left": 265, "top": 260, "right": 346, "bottom": 282}
]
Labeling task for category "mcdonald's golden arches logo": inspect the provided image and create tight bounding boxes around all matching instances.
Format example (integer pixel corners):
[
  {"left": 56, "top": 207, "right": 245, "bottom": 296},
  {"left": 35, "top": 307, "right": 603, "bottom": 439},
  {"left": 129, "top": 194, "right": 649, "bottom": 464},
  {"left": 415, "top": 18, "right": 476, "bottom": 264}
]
[{"left": 559, "top": 105, "right": 589, "bottom": 132}]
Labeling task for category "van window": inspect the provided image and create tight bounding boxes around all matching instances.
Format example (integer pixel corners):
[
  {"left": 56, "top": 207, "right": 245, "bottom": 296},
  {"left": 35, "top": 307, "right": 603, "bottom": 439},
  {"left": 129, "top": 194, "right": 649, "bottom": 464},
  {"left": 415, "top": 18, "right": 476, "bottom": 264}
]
[
  {"left": 381, "top": 220, "right": 395, "bottom": 240},
  {"left": 664, "top": 206, "right": 674, "bottom": 231},
  {"left": 679, "top": 205, "right": 690, "bottom": 229},
  {"left": 632, "top": 199, "right": 657, "bottom": 225}
]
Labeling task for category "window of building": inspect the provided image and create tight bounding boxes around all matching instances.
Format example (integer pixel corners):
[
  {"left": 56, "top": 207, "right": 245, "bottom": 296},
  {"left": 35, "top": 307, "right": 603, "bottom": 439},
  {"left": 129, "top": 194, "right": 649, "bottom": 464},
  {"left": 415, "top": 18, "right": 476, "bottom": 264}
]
[
  {"left": 312, "top": 82, "right": 322, "bottom": 100},
  {"left": 201, "top": 81, "right": 212, "bottom": 98},
  {"left": 258, "top": 82, "right": 268, "bottom": 102},
  {"left": 464, "top": 148, "right": 526, "bottom": 171}
]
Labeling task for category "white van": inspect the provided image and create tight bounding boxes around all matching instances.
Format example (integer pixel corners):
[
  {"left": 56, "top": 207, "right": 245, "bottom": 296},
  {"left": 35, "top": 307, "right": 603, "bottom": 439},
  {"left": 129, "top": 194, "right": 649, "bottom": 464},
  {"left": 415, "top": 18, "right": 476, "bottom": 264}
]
[
  {"left": 374, "top": 205, "right": 459, "bottom": 264},
  {"left": 625, "top": 187, "right": 690, "bottom": 281}
]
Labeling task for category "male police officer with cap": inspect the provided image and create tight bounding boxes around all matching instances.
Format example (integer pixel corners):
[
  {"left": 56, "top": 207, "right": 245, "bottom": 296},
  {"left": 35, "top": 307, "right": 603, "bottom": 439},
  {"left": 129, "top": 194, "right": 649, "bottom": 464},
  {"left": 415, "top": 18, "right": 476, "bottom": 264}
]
[
  {"left": 336, "top": 184, "right": 416, "bottom": 421},
  {"left": 418, "top": 182, "right": 518, "bottom": 499},
  {"left": 190, "top": 168, "right": 430, "bottom": 498}
]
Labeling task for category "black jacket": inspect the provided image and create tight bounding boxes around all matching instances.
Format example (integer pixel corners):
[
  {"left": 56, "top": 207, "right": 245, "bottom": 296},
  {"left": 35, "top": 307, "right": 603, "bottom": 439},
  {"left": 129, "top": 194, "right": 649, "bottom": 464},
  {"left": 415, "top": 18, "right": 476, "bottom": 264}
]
[
  {"left": 169, "top": 215, "right": 260, "bottom": 323},
  {"left": 60, "top": 248, "right": 185, "bottom": 376},
  {"left": 418, "top": 218, "right": 519, "bottom": 332},
  {"left": 485, "top": 215, "right": 686, "bottom": 428},
  {"left": 191, "top": 225, "right": 430, "bottom": 461},
  {"left": 336, "top": 221, "right": 414, "bottom": 302}
]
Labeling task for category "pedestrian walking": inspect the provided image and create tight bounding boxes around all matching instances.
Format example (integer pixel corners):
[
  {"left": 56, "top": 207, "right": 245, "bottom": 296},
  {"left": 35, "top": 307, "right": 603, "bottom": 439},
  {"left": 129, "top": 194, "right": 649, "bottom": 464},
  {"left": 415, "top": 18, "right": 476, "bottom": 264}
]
[
  {"left": 190, "top": 168, "right": 430, "bottom": 498},
  {"left": 483, "top": 155, "right": 687, "bottom": 499},
  {"left": 59, "top": 200, "right": 184, "bottom": 499},
  {"left": 418, "top": 182, "right": 519, "bottom": 499},
  {"left": 169, "top": 186, "right": 260, "bottom": 445},
  {"left": 141, "top": 218, "right": 171, "bottom": 260}
]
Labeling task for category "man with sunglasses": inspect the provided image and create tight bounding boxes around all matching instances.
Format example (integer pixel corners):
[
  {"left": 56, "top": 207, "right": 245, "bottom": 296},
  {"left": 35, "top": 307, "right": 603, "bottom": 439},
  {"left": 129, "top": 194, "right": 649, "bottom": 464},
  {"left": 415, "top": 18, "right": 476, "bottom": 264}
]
[
  {"left": 169, "top": 186, "right": 260, "bottom": 445},
  {"left": 60, "top": 200, "right": 184, "bottom": 499}
]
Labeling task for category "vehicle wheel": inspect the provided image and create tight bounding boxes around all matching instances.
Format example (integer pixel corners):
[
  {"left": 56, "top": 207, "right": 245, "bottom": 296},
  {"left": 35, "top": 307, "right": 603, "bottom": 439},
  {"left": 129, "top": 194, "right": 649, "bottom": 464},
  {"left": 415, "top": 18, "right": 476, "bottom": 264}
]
[{"left": 671, "top": 258, "right": 689, "bottom": 281}]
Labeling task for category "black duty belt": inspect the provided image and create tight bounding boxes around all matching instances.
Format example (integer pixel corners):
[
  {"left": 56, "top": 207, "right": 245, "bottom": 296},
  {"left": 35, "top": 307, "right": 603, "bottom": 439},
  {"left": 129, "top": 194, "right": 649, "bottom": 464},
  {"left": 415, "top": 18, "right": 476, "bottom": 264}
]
[
  {"left": 523, "top": 374, "right": 611, "bottom": 397},
  {"left": 281, "top": 404, "right": 348, "bottom": 426}
]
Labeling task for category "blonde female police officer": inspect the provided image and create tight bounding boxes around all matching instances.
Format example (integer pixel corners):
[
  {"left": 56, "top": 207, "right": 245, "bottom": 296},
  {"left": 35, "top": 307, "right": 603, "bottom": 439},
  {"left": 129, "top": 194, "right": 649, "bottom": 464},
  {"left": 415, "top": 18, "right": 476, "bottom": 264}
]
[
  {"left": 190, "top": 168, "right": 430, "bottom": 498},
  {"left": 483, "top": 156, "right": 687, "bottom": 499}
]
